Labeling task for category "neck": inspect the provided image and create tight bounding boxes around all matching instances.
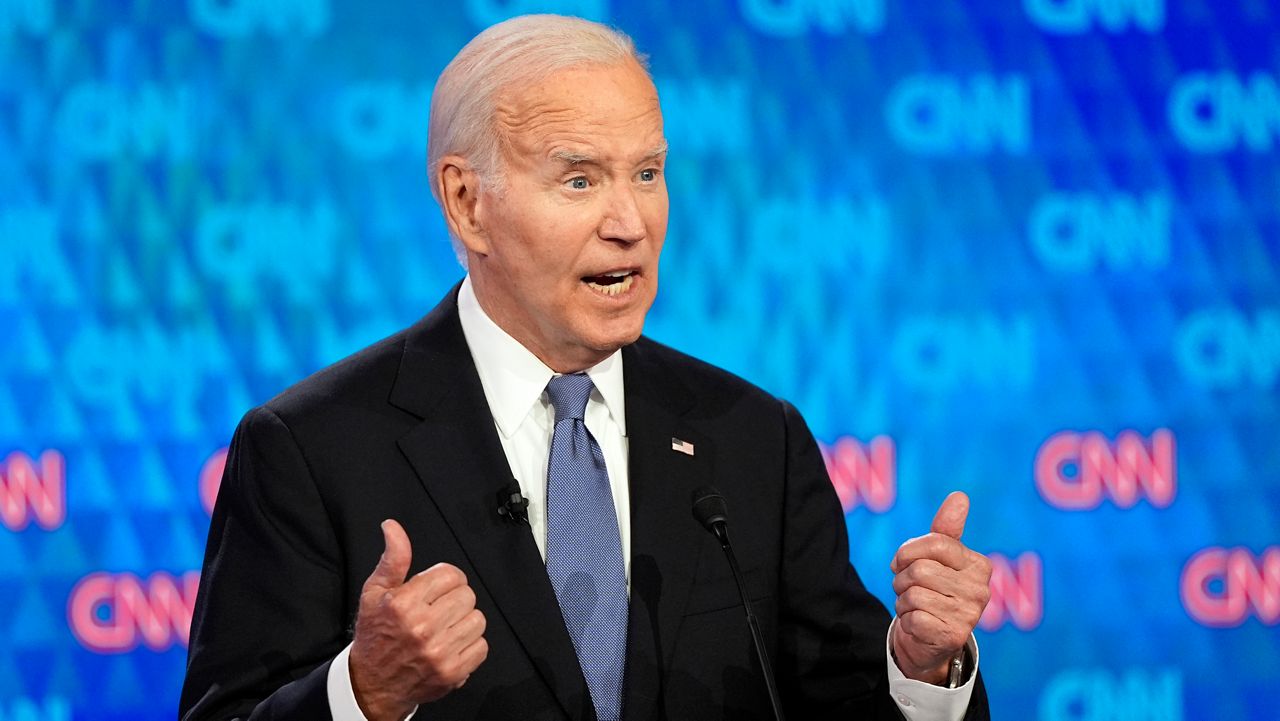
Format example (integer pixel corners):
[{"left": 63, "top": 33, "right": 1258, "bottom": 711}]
[{"left": 468, "top": 273, "right": 611, "bottom": 374}]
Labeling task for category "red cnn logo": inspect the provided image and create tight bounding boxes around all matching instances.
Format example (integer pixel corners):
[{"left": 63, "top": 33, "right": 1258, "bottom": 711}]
[
  {"left": 820, "top": 436, "right": 896, "bottom": 513},
  {"left": 979, "top": 552, "right": 1043, "bottom": 632},
  {"left": 0, "top": 450, "right": 66, "bottom": 531},
  {"left": 67, "top": 571, "right": 200, "bottom": 653},
  {"left": 1035, "top": 429, "right": 1176, "bottom": 510},
  {"left": 200, "top": 447, "right": 227, "bottom": 515},
  {"left": 1180, "top": 546, "right": 1280, "bottom": 627}
]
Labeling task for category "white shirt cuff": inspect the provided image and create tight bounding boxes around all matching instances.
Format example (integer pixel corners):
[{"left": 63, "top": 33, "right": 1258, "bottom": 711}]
[
  {"left": 327, "top": 642, "right": 419, "bottom": 720},
  {"left": 884, "top": 617, "right": 979, "bottom": 721}
]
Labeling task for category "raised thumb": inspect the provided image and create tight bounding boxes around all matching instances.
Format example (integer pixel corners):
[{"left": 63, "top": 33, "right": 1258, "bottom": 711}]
[
  {"left": 930, "top": 491, "right": 970, "bottom": 540},
  {"left": 366, "top": 518, "right": 412, "bottom": 590}
]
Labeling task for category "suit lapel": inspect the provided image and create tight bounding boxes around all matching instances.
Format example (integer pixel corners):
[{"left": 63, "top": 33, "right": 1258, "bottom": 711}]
[
  {"left": 389, "top": 288, "right": 593, "bottom": 721},
  {"left": 621, "top": 340, "right": 713, "bottom": 721}
]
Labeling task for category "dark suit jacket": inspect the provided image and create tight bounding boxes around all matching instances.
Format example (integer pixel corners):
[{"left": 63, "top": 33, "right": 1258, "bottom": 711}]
[{"left": 179, "top": 287, "right": 989, "bottom": 720}]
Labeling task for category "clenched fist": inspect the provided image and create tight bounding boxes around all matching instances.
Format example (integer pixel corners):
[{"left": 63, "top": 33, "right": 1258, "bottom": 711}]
[
  {"left": 890, "top": 492, "right": 992, "bottom": 685},
  {"left": 349, "top": 519, "right": 489, "bottom": 721}
]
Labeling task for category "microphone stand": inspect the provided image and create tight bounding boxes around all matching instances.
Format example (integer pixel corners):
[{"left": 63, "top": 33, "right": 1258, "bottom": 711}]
[{"left": 694, "top": 487, "right": 786, "bottom": 721}]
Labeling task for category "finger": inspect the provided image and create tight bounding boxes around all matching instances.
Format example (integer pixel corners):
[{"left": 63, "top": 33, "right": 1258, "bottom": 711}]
[
  {"left": 365, "top": 519, "right": 413, "bottom": 591},
  {"left": 891, "top": 533, "right": 968, "bottom": 574},
  {"left": 894, "top": 558, "right": 990, "bottom": 599},
  {"left": 456, "top": 635, "right": 489, "bottom": 678},
  {"left": 401, "top": 562, "right": 469, "bottom": 605},
  {"left": 892, "top": 558, "right": 951, "bottom": 596},
  {"left": 898, "top": 606, "right": 970, "bottom": 658},
  {"left": 930, "top": 491, "right": 969, "bottom": 540},
  {"left": 897, "top": 607, "right": 949, "bottom": 645},
  {"left": 895, "top": 583, "right": 960, "bottom": 621},
  {"left": 436, "top": 608, "right": 487, "bottom": 649},
  {"left": 417, "top": 584, "right": 479, "bottom": 631}
]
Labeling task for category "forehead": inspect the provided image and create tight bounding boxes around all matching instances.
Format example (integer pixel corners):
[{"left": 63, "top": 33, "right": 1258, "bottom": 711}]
[{"left": 494, "top": 61, "right": 664, "bottom": 160}]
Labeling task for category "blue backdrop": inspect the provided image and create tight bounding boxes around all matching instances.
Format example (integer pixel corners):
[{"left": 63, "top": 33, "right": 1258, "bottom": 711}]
[{"left": 1, "top": 0, "right": 1278, "bottom": 719}]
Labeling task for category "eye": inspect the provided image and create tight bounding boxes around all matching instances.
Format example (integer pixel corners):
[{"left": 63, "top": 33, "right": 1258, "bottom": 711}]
[
  {"left": 567, "top": 176, "right": 589, "bottom": 190},
  {"left": 638, "top": 168, "right": 659, "bottom": 182}
]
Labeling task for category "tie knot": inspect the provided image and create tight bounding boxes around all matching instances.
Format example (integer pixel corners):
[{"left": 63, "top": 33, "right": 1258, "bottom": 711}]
[{"left": 546, "top": 373, "right": 594, "bottom": 423}]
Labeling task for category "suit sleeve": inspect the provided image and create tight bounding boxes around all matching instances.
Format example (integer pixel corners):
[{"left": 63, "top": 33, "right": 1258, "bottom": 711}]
[
  {"left": 772, "top": 400, "right": 989, "bottom": 720},
  {"left": 179, "top": 405, "right": 349, "bottom": 721}
]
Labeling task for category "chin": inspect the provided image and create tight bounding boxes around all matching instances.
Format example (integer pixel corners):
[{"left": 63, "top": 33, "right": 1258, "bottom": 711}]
[{"left": 582, "top": 316, "right": 646, "bottom": 353}]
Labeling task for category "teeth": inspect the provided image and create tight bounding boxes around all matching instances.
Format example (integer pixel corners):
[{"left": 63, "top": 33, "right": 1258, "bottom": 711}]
[
  {"left": 586, "top": 273, "right": 636, "bottom": 296},
  {"left": 603, "top": 270, "right": 631, "bottom": 277}
]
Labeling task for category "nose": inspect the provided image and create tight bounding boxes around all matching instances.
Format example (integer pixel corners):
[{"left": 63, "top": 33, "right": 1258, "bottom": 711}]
[{"left": 599, "top": 183, "right": 646, "bottom": 245}]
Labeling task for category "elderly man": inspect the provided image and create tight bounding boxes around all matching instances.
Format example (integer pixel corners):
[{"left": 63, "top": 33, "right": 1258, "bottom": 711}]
[{"left": 180, "top": 14, "right": 992, "bottom": 721}]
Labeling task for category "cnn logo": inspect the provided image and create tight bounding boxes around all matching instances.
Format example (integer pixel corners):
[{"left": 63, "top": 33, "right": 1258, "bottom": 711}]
[
  {"left": 820, "top": 435, "right": 895, "bottom": 513},
  {"left": 68, "top": 571, "right": 200, "bottom": 653},
  {"left": 1035, "top": 429, "right": 1175, "bottom": 510},
  {"left": 1181, "top": 547, "right": 1279, "bottom": 627},
  {"left": 0, "top": 450, "right": 66, "bottom": 531},
  {"left": 979, "top": 552, "right": 1043, "bottom": 632}
]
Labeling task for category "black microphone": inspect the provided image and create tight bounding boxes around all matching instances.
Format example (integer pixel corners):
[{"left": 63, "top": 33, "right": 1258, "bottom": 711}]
[
  {"left": 691, "top": 486, "right": 786, "bottom": 721},
  {"left": 496, "top": 481, "right": 529, "bottom": 524}
]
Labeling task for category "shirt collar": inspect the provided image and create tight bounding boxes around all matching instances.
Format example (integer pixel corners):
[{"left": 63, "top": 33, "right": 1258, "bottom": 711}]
[{"left": 456, "top": 276, "right": 627, "bottom": 438}]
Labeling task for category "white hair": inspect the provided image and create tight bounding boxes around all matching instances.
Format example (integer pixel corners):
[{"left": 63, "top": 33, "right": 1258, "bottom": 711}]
[{"left": 426, "top": 14, "right": 650, "bottom": 265}]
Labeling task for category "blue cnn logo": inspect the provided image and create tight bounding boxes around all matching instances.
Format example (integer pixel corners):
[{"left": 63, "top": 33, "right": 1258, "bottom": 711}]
[
  {"left": 1024, "top": 0, "right": 1164, "bottom": 33},
  {"left": 334, "top": 82, "right": 433, "bottom": 160},
  {"left": 886, "top": 75, "right": 1031, "bottom": 155},
  {"left": 1039, "top": 668, "right": 1182, "bottom": 721},
  {"left": 1169, "top": 72, "right": 1280, "bottom": 153},
  {"left": 54, "top": 84, "right": 196, "bottom": 161},
  {"left": 740, "top": 0, "right": 884, "bottom": 35},
  {"left": 196, "top": 202, "right": 339, "bottom": 294},
  {"left": 189, "top": 0, "right": 329, "bottom": 38},
  {"left": 1029, "top": 192, "right": 1170, "bottom": 271},
  {"left": 892, "top": 314, "right": 1035, "bottom": 392},
  {"left": 1175, "top": 308, "right": 1280, "bottom": 388},
  {"left": 748, "top": 196, "right": 890, "bottom": 277}
]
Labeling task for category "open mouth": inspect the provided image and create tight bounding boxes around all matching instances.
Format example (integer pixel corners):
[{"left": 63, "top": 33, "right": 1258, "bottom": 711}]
[{"left": 582, "top": 270, "right": 637, "bottom": 297}]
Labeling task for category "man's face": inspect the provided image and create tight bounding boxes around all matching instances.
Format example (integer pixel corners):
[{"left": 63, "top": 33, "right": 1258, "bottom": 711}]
[{"left": 464, "top": 60, "right": 668, "bottom": 372}]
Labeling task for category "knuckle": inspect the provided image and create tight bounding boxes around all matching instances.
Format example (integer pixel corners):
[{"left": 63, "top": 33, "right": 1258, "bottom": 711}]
[
  {"left": 459, "top": 585, "right": 477, "bottom": 608},
  {"left": 900, "top": 563, "right": 920, "bottom": 584},
  {"left": 977, "top": 585, "right": 992, "bottom": 606},
  {"left": 422, "top": 639, "right": 449, "bottom": 665},
  {"left": 440, "top": 564, "right": 467, "bottom": 586},
  {"left": 440, "top": 656, "right": 464, "bottom": 680},
  {"left": 895, "top": 595, "right": 910, "bottom": 616},
  {"left": 900, "top": 610, "right": 922, "bottom": 635},
  {"left": 916, "top": 560, "right": 942, "bottom": 584},
  {"left": 967, "top": 605, "right": 984, "bottom": 628},
  {"left": 931, "top": 535, "right": 962, "bottom": 558},
  {"left": 904, "top": 585, "right": 928, "bottom": 606}
]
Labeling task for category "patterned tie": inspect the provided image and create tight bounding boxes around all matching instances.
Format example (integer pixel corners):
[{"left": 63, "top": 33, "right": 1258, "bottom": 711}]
[{"left": 544, "top": 373, "right": 628, "bottom": 721}]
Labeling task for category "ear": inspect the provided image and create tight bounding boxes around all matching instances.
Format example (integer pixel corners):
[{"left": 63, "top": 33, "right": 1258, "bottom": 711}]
[{"left": 437, "top": 155, "right": 491, "bottom": 257}]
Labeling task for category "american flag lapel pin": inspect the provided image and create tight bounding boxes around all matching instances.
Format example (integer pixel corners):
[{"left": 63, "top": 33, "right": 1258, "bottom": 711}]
[{"left": 671, "top": 437, "right": 695, "bottom": 456}]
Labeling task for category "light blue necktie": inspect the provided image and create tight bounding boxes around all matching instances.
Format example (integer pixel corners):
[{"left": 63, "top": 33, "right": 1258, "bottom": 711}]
[{"left": 544, "top": 373, "right": 628, "bottom": 721}]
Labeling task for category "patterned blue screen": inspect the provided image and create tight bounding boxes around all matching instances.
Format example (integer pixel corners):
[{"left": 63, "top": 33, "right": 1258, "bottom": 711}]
[{"left": 1, "top": 0, "right": 1278, "bottom": 719}]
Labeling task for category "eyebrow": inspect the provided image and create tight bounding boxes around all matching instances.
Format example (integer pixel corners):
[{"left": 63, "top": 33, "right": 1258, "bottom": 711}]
[
  {"left": 638, "top": 141, "right": 669, "bottom": 164},
  {"left": 549, "top": 149, "right": 597, "bottom": 166},
  {"left": 548, "top": 141, "right": 669, "bottom": 167}
]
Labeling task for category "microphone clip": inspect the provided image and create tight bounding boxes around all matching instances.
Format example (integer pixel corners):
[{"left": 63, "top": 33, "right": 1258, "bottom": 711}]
[{"left": 496, "top": 482, "right": 530, "bottom": 525}]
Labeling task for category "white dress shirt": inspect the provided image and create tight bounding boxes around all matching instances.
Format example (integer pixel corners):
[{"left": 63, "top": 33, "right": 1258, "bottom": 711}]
[{"left": 327, "top": 276, "right": 977, "bottom": 720}]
